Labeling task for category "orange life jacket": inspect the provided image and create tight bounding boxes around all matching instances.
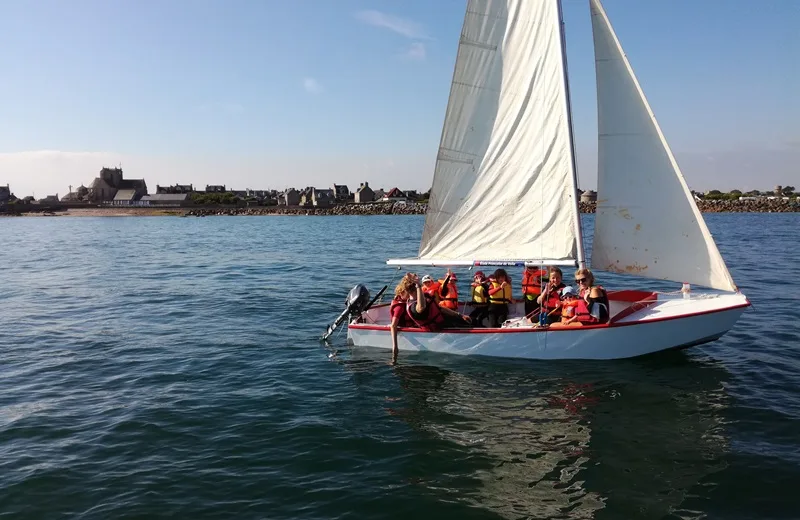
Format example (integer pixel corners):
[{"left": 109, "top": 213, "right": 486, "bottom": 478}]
[
  {"left": 561, "top": 299, "right": 579, "bottom": 322},
  {"left": 438, "top": 279, "right": 458, "bottom": 310},
  {"left": 422, "top": 281, "right": 440, "bottom": 299},
  {"left": 406, "top": 296, "right": 445, "bottom": 331},
  {"left": 522, "top": 269, "right": 546, "bottom": 298}
]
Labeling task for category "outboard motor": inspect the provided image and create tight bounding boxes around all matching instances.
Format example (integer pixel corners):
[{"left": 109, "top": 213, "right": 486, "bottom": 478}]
[
  {"left": 321, "top": 284, "right": 387, "bottom": 342},
  {"left": 345, "top": 284, "right": 371, "bottom": 317}
]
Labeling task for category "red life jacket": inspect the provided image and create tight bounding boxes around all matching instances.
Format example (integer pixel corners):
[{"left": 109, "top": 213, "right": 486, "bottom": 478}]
[
  {"left": 406, "top": 297, "right": 445, "bottom": 331},
  {"left": 422, "top": 281, "right": 440, "bottom": 299},
  {"left": 575, "top": 298, "right": 599, "bottom": 324},
  {"left": 543, "top": 283, "right": 565, "bottom": 310},
  {"left": 579, "top": 285, "right": 610, "bottom": 323},
  {"left": 390, "top": 297, "right": 411, "bottom": 327}
]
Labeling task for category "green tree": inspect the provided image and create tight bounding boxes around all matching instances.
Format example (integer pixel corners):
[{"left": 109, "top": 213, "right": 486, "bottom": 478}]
[{"left": 782, "top": 186, "right": 795, "bottom": 196}]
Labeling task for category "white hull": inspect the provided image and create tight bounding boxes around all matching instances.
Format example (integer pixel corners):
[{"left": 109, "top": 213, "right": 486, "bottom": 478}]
[{"left": 347, "top": 291, "right": 749, "bottom": 360}]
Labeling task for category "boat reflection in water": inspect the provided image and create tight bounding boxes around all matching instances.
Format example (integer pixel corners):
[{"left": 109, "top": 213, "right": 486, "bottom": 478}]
[{"left": 338, "top": 348, "right": 731, "bottom": 519}]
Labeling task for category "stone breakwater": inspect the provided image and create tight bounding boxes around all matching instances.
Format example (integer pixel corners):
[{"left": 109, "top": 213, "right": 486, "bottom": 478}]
[
  {"left": 184, "top": 198, "right": 799, "bottom": 217},
  {"left": 184, "top": 202, "right": 430, "bottom": 217}
]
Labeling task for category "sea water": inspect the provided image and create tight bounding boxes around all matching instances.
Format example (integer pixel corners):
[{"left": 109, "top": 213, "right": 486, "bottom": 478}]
[{"left": 1, "top": 213, "right": 799, "bottom": 519}]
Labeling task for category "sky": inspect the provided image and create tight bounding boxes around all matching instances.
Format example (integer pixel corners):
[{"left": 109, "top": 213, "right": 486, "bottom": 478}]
[{"left": 0, "top": 0, "right": 797, "bottom": 198}]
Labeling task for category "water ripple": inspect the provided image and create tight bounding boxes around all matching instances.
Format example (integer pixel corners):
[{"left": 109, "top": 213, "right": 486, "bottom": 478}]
[{"left": 0, "top": 214, "right": 799, "bottom": 519}]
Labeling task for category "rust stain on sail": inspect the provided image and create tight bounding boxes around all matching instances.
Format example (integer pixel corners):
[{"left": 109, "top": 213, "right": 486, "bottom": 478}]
[
  {"left": 605, "top": 262, "right": 649, "bottom": 274},
  {"left": 618, "top": 208, "right": 633, "bottom": 220}
]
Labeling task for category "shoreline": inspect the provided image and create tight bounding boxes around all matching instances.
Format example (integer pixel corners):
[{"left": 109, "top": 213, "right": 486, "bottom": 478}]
[{"left": 3, "top": 199, "right": 799, "bottom": 218}]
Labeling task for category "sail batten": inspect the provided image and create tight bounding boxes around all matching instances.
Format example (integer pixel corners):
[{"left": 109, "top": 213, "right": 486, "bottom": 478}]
[
  {"left": 416, "top": 0, "right": 581, "bottom": 264},
  {"left": 589, "top": 0, "right": 738, "bottom": 292}
]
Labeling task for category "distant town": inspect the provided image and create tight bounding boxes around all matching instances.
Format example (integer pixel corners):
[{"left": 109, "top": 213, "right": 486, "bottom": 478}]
[
  {"left": 0, "top": 166, "right": 433, "bottom": 209},
  {"left": 0, "top": 167, "right": 797, "bottom": 214}
]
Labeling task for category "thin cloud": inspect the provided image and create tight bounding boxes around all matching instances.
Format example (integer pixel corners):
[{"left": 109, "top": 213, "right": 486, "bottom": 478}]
[
  {"left": 303, "top": 77, "right": 323, "bottom": 94},
  {"left": 355, "top": 10, "right": 431, "bottom": 40},
  {"left": 403, "top": 42, "right": 427, "bottom": 61}
]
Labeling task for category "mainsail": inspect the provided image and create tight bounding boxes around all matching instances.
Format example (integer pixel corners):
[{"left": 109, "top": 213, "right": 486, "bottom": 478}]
[
  {"left": 390, "top": 0, "right": 583, "bottom": 266},
  {"left": 589, "top": 0, "right": 738, "bottom": 292}
]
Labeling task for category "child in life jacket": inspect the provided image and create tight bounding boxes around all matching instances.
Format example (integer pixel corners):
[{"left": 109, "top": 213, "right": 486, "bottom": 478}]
[
  {"left": 468, "top": 270, "right": 490, "bottom": 326},
  {"left": 437, "top": 270, "right": 459, "bottom": 310},
  {"left": 420, "top": 274, "right": 441, "bottom": 302},
  {"left": 558, "top": 286, "right": 581, "bottom": 326},
  {"left": 555, "top": 285, "right": 604, "bottom": 327}
]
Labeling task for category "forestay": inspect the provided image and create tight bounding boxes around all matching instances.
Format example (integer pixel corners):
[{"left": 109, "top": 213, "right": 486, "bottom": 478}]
[
  {"left": 589, "top": 0, "right": 738, "bottom": 292},
  {"left": 395, "top": 0, "right": 582, "bottom": 266}
]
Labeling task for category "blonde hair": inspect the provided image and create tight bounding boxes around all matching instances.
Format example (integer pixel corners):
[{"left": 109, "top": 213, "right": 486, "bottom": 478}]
[
  {"left": 394, "top": 273, "right": 418, "bottom": 298},
  {"left": 574, "top": 268, "right": 595, "bottom": 286}
]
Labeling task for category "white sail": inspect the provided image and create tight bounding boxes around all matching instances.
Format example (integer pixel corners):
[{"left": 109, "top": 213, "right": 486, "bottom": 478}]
[
  {"left": 589, "top": 0, "right": 738, "bottom": 292},
  {"left": 399, "top": 0, "right": 582, "bottom": 266}
]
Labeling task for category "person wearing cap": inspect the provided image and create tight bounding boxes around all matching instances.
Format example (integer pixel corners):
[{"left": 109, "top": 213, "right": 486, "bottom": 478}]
[
  {"left": 556, "top": 286, "right": 581, "bottom": 326},
  {"left": 468, "top": 270, "right": 490, "bottom": 326},
  {"left": 420, "top": 274, "right": 440, "bottom": 301},
  {"left": 436, "top": 269, "right": 458, "bottom": 310}
]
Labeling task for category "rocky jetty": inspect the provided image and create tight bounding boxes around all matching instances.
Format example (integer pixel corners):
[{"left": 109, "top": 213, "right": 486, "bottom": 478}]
[
  {"left": 184, "top": 198, "right": 799, "bottom": 217},
  {"left": 184, "top": 202, "right": 428, "bottom": 217},
  {"left": 695, "top": 198, "right": 799, "bottom": 213}
]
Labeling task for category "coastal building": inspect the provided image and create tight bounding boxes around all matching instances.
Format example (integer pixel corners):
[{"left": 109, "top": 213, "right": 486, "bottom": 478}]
[
  {"left": 279, "top": 189, "right": 300, "bottom": 206},
  {"left": 312, "top": 188, "right": 335, "bottom": 208},
  {"left": 382, "top": 187, "right": 406, "bottom": 202},
  {"left": 61, "top": 185, "right": 89, "bottom": 202},
  {"left": 206, "top": 185, "right": 226, "bottom": 193},
  {"left": 332, "top": 184, "right": 350, "bottom": 202},
  {"left": 372, "top": 188, "right": 385, "bottom": 201},
  {"left": 112, "top": 189, "right": 144, "bottom": 205},
  {"left": 580, "top": 190, "right": 597, "bottom": 203},
  {"left": 354, "top": 182, "right": 374, "bottom": 203},
  {"left": 39, "top": 194, "right": 60, "bottom": 203},
  {"left": 140, "top": 193, "right": 190, "bottom": 206},
  {"left": 776, "top": 185, "right": 783, "bottom": 196},
  {"left": 299, "top": 187, "right": 313, "bottom": 207},
  {"left": 156, "top": 184, "right": 193, "bottom": 194},
  {"left": 88, "top": 167, "right": 148, "bottom": 203},
  {"left": 0, "top": 184, "right": 10, "bottom": 204},
  {"left": 404, "top": 190, "right": 418, "bottom": 201}
]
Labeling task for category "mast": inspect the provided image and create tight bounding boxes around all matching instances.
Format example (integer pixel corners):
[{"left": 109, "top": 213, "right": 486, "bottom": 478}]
[{"left": 557, "top": 0, "right": 586, "bottom": 269}]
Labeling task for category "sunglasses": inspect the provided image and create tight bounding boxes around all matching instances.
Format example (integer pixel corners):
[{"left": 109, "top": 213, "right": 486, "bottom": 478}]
[{"left": 575, "top": 278, "right": 587, "bottom": 283}]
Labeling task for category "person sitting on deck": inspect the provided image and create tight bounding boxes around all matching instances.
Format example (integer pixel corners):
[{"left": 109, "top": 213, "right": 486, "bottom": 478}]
[
  {"left": 487, "top": 268, "right": 513, "bottom": 327},
  {"left": 554, "top": 286, "right": 581, "bottom": 326},
  {"left": 390, "top": 273, "right": 420, "bottom": 362},
  {"left": 468, "top": 271, "right": 490, "bottom": 326},
  {"left": 437, "top": 270, "right": 459, "bottom": 311},
  {"left": 420, "top": 274, "right": 440, "bottom": 301},
  {"left": 536, "top": 266, "right": 566, "bottom": 325},
  {"left": 574, "top": 268, "right": 610, "bottom": 324},
  {"left": 522, "top": 265, "right": 548, "bottom": 317}
]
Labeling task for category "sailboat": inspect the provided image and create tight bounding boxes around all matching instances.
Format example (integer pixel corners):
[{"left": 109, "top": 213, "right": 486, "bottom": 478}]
[{"left": 345, "top": 0, "right": 750, "bottom": 360}]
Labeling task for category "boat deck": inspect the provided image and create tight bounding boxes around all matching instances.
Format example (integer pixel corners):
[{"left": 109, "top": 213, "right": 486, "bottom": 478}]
[{"left": 351, "top": 290, "right": 750, "bottom": 332}]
